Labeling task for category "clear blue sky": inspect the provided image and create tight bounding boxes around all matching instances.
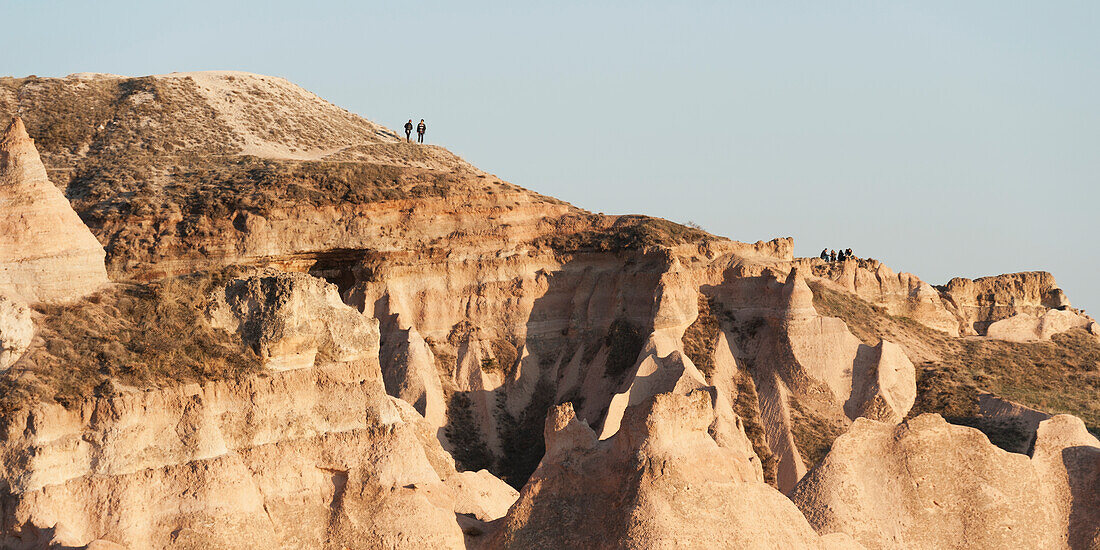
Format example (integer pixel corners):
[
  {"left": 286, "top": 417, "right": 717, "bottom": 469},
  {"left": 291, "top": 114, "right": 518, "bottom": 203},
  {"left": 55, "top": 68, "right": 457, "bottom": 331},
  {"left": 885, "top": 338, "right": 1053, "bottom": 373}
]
[{"left": 3, "top": 1, "right": 1098, "bottom": 313}]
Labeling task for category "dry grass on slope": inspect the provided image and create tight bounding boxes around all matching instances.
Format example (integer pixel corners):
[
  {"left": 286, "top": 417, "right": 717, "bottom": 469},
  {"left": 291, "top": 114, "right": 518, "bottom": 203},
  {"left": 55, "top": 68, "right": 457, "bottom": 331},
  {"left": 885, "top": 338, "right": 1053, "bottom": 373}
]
[
  {"left": 0, "top": 270, "right": 260, "bottom": 415},
  {"left": 810, "top": 283, "right": 1100, "bottom": 440},
  {"left": 535, "top": 214, "right": 712, "bottom": 252},
  {"left": 687, "top": 296, "right": 780, "bottom": 485}
]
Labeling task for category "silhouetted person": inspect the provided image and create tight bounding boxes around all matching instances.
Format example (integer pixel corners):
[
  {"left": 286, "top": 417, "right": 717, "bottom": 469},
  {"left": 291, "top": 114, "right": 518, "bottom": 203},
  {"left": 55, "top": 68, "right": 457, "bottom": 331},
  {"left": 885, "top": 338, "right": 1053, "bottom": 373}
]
[
  {"left": 830, "top": 250, "right": 837, "bottom": 262},
  {"left": 837, "top": 249, "right": 846, "bottom": 262},
  {"left": 404, "top": 119, "right": 413, "bottom": 142},
  {"left": 417, "top": 119, "right": 426, "bottom": 143},
  {"left": 845, "top": 248, "right": 853, "bottom": 259},
  {"left": 820, "top": 248, "right": 829, "bottom": 261}
]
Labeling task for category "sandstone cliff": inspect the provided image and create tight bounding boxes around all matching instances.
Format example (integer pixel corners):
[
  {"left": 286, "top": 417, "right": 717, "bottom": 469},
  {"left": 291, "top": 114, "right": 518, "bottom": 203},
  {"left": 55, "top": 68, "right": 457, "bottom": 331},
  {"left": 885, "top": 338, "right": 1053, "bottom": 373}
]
[
  {"left": 0, "top": 70, "right": 1097, "bottom": 549},
  {"left": 1, "top": 272, "right": 517, "bottom": 549},
  {"left": 483, "top": 391, "right": 859, "bottom": 549}
]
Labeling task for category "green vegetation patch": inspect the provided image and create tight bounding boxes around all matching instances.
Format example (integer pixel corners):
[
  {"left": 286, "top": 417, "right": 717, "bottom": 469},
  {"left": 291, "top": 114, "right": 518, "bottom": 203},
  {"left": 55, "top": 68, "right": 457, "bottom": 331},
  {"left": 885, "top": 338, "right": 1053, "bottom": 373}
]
[
  {"left": 496, "top": 378, "right": 556, "bottom": 489},
  {"left": 603, "top": 318, "right": 646, "bottom": 378},
  {"left": 444, "top": 391, "right": 494, "bottom": 472}
]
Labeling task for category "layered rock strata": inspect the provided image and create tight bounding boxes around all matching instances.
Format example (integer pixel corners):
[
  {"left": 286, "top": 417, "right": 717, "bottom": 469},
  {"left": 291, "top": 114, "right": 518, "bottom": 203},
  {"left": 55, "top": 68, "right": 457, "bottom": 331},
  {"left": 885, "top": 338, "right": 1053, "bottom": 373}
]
[
  {"left": 0, "top": 273, "right": 517, "bottom": 549},
  {"left": 942, "top": 271, "right": 1071, "bottom": 333}
]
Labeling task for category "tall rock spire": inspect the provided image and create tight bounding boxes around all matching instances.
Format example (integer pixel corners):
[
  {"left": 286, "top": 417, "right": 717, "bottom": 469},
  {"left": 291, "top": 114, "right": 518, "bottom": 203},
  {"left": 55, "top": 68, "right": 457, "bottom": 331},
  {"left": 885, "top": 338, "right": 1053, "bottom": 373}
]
[{"left": 0, "top": 116, "right": 109, "bottom": 303}]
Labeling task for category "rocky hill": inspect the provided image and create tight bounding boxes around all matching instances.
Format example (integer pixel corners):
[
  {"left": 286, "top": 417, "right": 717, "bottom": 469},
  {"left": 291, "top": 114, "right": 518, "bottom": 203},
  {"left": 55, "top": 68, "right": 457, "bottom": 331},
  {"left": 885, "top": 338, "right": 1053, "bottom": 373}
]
[{"left": 0, "top": 71, "right": 1097, "bottom": 549}]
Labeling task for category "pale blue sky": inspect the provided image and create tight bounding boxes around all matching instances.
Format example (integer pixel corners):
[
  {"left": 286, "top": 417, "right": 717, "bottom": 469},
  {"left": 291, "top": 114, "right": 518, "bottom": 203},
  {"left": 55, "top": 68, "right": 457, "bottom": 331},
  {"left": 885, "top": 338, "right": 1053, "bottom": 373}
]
[{"left": 3, "top": 1, "right": 1098, "bottom": 312}]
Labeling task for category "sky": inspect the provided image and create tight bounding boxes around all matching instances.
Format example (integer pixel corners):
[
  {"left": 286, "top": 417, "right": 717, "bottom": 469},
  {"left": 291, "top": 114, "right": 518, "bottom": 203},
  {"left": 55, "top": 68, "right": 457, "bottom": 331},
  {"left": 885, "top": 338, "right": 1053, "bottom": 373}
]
[{"left": 3, "top": 1, "right": 1098, "bottom": 312}]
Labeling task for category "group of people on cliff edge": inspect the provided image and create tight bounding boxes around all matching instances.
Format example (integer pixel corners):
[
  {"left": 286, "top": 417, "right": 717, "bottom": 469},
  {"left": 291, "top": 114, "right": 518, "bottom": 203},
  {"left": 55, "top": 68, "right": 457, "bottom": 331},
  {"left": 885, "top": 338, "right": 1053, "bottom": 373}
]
[
  {"left": 404, "top": 119, "right": 427, "bottom": 143},
  {"left": 821, "top": 248, "right": 855, "bottom": 262}
]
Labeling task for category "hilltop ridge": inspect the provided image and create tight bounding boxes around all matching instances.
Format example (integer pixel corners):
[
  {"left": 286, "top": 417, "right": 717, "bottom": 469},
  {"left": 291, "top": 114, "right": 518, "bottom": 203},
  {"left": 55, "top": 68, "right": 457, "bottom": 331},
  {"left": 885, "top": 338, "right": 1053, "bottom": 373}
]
[{"left": 0, "top": 71, "right": 1097, "bottom": 549}]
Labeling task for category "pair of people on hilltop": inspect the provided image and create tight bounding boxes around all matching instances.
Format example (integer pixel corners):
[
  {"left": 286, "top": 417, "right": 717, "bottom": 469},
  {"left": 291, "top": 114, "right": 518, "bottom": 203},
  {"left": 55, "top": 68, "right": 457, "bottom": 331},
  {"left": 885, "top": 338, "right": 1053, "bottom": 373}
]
[
  {"left": 404, "top": 119, "right": 427, "bottom": 143},
  {"left": 820, "top": 248, "right": 855, "bottom": 263}
]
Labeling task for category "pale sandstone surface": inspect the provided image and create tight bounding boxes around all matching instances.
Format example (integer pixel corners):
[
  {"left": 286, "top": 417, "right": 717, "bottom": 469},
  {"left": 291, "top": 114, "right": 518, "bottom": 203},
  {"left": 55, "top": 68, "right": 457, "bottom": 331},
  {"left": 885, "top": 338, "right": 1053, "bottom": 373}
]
[
  {"left": 698, "top": 267, "right": 917, "bottom": 491},
  {"left": 0, "top": 293, "right": 33, "bottom": 371},
  {"left": 808, "top": 260, "right": 1093, "bottom": 342},
  {"left": 987, "top": 309, "right": 1097, "bottom": 342},
  {"left": 1, "top": 71, "right": 1097, "bottom": 549},
  {"left": 345, "top": 243, "right": 918, "bottom": 493},
  {"left": 845, "top": 340, "right": 916, "bottom": 423},
  {"left": 483, "top": 392, "right": 860, "bottom": 550},
  {"left": 1031, "top": 415, "right": 1100, "bottom": 550},
  {"left": 942, "top": 271, "right": 1071, "bottom": 333},
  {"left": 0, "top": 272, "right": 516, "bottom": 549},
  {"left": 0, "top": 117, "right": 108, "bottom": 304},
  {"left": 790, "top": 414, "right": 1068, "bottom": 550},
  {"left": 206, "top": 270, "right": 379, "bottom": 370},
  {"left": 378, "top": 317, "right": 449, "bottom": 432},
  {"left": 809, "top": 259, "right": 962, "bottom": 336}
]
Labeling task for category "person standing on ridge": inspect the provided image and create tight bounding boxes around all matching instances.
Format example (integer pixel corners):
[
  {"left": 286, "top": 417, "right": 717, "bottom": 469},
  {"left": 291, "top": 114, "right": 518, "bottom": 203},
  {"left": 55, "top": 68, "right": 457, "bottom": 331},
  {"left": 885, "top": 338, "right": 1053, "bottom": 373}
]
[
  {"left": 417, "top": 119, "right": 426, "bottom": 143},
  {"left": 404, "top": 119, "right": 413, "bottom": 142}
]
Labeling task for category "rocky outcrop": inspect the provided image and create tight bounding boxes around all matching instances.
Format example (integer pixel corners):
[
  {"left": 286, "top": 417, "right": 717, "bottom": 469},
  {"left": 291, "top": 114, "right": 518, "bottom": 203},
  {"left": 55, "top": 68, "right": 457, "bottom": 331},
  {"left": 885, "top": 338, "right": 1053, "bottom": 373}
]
[
  {"left": 942, "top": 271, "right": 1070, "bottom": 334},
  {"left": 811, "top": 259, "right": 961, "bottom": 336},
  {"left": 1031, "top": 415, "right": 1100, "bottom": 549},
  {"left": 485, "top": 391, "right": 860, "bottom": 549},
  {"left": 378, "top": 318, "right": 448, "bottom": 432},
  {"left": 598, "top": 348, "right": 708, "bottom": 440},
  {"left": 0, "top": 117, "right": 108, "bottom": 304},
  {"left": 0, "top": 294, "right": 32, "bottom": 371},
  {"left": 790, "top": 413, "right": 1100, "bottom": 550},
  {"left": 0, "top": 272, "right": 517, "bottom": 549},
  {"left": 986, "top": 309, "right": 1096, "bottom": 342},
  {"left": 845, "top": 340, "right": 915, "bottom": 423},
  {"left": 206, "top": 270, "right": 378, "bottom": 370},
  {"left": 709, "top": 268, "right": 917, "bottom": 491},
  {"left": 4, "top": 69, "right": 1098, "bottom": 550}
]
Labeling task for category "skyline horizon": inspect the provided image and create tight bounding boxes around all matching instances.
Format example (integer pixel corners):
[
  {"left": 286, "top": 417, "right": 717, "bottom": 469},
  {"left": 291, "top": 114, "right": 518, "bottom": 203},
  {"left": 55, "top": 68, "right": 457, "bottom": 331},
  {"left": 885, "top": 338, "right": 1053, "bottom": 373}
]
[{"left": 2, "top": 1, "right": 1096, "bottom": 313}]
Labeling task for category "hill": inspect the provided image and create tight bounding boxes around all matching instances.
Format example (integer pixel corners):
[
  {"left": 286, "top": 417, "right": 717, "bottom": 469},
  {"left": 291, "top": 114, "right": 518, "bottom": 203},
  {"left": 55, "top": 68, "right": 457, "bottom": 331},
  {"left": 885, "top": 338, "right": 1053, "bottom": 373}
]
[{"left": 0, "top": 71, "right": 1097, "bottom": 549}]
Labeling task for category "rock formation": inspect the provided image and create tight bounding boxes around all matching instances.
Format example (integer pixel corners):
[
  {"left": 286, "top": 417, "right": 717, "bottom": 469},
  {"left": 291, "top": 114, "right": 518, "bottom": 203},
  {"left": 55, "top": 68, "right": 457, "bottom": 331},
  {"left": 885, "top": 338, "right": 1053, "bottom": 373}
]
[
  {"left": 1031, "top": 415, "right": 1100, "bottom": 549},
  {"left": 942, "top": 271, "right": 1071, "bottom": 333},
  {"left": 0, "top": 294, "right": 32, "bottom": 371},
  {"left": 702, "top": 267, "right": 917, "bottom": 491},
  {"left": 206, "top": 270, "right": 379, "bottom": 370},
  {"left": 0, "top": 271, "right": 517, "bottom": 549},
  {"left": 845, "top": 340, "right": 915, "bottom": 423},
  {"left": 0, "top": 71, "right": 1097, "bottom": 549},
  {"left": 811, "top": 259, "right": 961, "bottom": 336},
  {"left": 791, "top": 413, "right": 1100, "bottom": 550},
  {"left": 986, "top": 308, "right": 1097, "bottom": 342},
  {"left": 0, "top": 117, "right": 108, "bottom": 303},
  {"left": 484, "top": 391, "right": 859, "bottom": 549}
]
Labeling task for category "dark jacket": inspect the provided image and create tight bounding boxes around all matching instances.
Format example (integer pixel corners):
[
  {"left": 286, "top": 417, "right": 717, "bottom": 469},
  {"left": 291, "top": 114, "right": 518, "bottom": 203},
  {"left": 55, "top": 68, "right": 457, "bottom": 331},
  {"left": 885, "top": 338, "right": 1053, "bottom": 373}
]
[
  {"left": 404, "top": 122, "right": 413, "bottom": 132},
  {"left": 417, "top": 122, "right": 426, "bottom": 133}
]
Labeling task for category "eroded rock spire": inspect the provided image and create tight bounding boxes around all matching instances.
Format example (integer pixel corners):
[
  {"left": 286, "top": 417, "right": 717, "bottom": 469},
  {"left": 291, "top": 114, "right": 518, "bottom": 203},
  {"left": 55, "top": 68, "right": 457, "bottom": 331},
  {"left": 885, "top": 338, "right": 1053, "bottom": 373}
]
[{"left": 0, "top": 116, "right": 109, "bottom": 303}]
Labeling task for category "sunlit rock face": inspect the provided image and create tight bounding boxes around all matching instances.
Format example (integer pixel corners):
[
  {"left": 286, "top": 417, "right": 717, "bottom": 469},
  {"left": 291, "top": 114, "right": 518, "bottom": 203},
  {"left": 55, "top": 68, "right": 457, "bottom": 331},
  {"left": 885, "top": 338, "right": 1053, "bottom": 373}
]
[{"left": 0, "top": 117, "right": 108, "bottom": 304}]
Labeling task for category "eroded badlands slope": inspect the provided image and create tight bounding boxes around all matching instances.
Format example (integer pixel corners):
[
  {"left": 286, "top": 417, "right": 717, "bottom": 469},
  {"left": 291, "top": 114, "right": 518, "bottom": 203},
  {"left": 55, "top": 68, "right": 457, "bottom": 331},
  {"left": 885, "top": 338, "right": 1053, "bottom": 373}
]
[{"left": 0, "top": 72, "right": 1098, "bottom": 549}]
